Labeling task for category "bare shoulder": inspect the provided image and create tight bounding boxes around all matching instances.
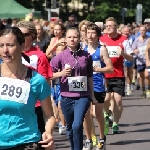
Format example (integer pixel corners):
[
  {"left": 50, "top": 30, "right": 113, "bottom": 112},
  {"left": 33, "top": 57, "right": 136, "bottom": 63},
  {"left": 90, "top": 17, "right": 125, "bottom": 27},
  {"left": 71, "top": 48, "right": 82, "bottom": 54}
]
[
  {"left": 101, "top": 45, "right": 107, "bottom": 53},
  {"left": 100, "top": 45, "right": 109, "bottom": 58}
]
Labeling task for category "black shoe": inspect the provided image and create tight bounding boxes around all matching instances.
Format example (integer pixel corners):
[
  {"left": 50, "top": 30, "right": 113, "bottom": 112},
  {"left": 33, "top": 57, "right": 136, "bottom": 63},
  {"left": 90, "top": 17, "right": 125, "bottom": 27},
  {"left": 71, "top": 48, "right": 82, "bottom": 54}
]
[
  {"left": 96, "top": 136, "right": 106, "bottom": 150},
  {"left": 108, "top": 110, "right": 113, "bottom": 127},
  {"left": 136, "top": 85, "right": 140, "bottom": 90}
]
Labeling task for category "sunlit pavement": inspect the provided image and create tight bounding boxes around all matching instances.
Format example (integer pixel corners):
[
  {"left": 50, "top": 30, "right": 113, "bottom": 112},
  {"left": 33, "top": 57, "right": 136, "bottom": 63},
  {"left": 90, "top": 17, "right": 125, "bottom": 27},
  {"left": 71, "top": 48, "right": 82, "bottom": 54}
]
[{"left": 53, "top": 87, "right": 150, "bottom": 150}]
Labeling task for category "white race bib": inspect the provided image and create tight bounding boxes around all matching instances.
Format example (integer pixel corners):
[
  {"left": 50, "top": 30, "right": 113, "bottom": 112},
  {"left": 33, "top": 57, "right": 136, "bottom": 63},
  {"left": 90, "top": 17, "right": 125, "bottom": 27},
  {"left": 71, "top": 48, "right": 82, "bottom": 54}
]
[
  {"left": 0, "top": 77, "right": 30, "bottom": 104},
  {"left": 138, "top": 45, "right": 147, "bottom": 55},
  {"left": 93, "top": 60, "right": 101, "bottom": 74},
  {"left": 68, "top": 76, "right": 87, "bottom": 91},
  {"left": 106, "top": 46, "right": 120, "bottom": 58}
]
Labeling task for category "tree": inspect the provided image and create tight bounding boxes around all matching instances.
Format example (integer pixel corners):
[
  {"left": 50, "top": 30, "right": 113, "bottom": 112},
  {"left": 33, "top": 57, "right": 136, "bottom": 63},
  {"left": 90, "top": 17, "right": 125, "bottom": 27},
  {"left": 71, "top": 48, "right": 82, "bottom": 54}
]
[
  {"left": 15, "top": 0, "right": 32, "bottom": 9},
  {"left": 85, "top": 0, "right": 150, "bottom": 24},
  {"left": 15, "top": 0, "right": 150, "bottom": 23},
  {"left": 59, "top": 0, "right": 72, "bottom": 21}
]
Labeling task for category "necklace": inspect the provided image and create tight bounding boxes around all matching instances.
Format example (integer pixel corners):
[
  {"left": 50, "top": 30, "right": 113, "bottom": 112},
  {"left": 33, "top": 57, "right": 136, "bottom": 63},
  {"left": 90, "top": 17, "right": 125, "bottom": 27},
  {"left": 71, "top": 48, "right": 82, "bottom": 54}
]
[
  {"left": 0, "top": 64, "right": 26, "bottom": 80},
  {"left": 67, "top": 46, "right": 83, "bottom": 69},
  {"left": 68, "top": 46, "right": 83, "bottom": 57}
]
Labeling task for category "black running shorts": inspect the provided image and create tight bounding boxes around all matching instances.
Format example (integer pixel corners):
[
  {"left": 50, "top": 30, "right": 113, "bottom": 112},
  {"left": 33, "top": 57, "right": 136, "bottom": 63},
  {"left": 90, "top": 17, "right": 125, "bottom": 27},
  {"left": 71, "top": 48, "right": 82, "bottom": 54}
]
[{"left": 106, "top": 78, "right": 125, "bottom": 96}]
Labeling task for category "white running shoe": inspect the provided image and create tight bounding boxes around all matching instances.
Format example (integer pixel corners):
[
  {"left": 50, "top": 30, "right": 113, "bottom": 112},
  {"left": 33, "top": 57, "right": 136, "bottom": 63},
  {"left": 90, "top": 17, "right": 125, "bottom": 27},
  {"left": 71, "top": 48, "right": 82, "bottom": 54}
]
[{"left": 59, "top": 126, "right": 67, "bottom": 135}]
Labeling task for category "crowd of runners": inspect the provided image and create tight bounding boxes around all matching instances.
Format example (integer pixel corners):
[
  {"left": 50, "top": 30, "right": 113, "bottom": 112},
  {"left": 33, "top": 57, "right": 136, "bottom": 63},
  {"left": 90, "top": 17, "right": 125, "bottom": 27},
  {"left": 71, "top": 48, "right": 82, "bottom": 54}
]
[{"left": 0, "top": 14, "right": 150, "bottom": 150}]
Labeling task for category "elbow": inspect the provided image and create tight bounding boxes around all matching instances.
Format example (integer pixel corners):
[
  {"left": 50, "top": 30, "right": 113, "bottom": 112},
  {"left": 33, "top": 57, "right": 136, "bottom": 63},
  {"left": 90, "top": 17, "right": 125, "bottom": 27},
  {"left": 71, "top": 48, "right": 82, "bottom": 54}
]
[
  {"left": 46, "top": 51, "right": 49, "bottom": 57},
  {"left": 107, "top": 66, "right": 114, "bottom": 73},
  {"left": 129, "top": 56, "right": 134, "bottom": 61},
  {"left": 110, "top": 67, "right": 114, "bottom": 72},
  {"left": 109, "top": 67, "right": 114, "bottom": 73},
  {"left": 125, "top": 55, "right": 133, "bottom": 61}
]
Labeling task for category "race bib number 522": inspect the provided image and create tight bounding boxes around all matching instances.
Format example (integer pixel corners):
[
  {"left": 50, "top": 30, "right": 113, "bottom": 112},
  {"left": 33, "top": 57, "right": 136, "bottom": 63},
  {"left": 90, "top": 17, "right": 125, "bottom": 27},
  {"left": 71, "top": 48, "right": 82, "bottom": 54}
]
[
  {"left": 68, "top": 76, "right": 87, "bottom": 91},
  {"left": 0, "top": 77, "right": 30, "bottom": 104}
]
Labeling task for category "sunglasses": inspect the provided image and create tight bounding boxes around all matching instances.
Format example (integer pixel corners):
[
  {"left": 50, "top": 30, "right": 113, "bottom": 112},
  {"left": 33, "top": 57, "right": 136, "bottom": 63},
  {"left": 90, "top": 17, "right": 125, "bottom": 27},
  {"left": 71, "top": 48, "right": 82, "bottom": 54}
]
[
  {"left": 23, "top": 33, "right": 31, "bottom": 38},
  {"left": 68, "top": 20, "right": 75, "bottom": 22}
]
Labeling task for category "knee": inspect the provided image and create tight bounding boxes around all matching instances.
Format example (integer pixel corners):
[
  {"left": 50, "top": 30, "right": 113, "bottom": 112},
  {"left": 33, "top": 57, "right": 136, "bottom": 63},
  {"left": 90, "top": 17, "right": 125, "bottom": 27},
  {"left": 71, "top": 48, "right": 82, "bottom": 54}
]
[
  {"left": 145, "top": 72, "right": 150, "bottom": 79},
  {"left": 67, "top": 129, "right": 73, "bottom": 138},
  {"left": 105, "top": 94, "right": 111, "bottom": 101},
  {"left": 95, "top": 110, "right": 103, "bottom": 119},
  {"left": 115, "top": 99, "right": 122, "bottom": 106},
  {"left": 72, "top": 121, "right": 82, "bottom": 132}
]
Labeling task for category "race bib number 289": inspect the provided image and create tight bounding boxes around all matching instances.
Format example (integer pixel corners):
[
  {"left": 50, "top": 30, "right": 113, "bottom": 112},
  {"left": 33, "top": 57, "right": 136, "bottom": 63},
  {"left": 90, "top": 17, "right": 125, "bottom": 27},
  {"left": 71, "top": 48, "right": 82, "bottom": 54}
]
[{"left": 0, "top": 77, "right": 30, "bottom": 104}]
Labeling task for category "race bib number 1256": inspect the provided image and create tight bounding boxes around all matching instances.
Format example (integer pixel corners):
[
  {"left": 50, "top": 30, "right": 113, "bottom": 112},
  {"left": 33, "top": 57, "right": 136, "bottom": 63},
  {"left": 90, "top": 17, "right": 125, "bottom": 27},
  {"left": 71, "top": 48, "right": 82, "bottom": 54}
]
[{"left": 0, "top": 77, "right": 30, "bottom": 104}]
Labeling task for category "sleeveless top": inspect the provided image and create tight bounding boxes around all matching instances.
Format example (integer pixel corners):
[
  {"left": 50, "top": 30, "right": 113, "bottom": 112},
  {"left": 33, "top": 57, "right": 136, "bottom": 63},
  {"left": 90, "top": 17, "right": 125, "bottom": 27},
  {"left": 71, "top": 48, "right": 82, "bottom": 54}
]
[{"left": 84, "top": 44, "right": 105, "bottom": 92}]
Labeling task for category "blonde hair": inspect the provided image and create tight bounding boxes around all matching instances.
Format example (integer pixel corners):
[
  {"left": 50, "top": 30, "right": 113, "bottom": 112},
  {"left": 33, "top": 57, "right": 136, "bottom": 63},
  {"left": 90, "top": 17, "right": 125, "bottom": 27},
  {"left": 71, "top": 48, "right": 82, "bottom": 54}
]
[
  {"left": 78, "top": 20, "right": 91, "bottom": 31},
  {"left": 105, "top": 17, "right": 117, "bottom": 25}
]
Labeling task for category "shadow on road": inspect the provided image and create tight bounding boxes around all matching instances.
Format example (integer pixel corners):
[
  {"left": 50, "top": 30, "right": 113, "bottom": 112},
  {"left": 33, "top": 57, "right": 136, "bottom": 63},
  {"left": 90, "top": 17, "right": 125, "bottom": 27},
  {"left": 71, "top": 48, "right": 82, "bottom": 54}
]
[
  {"left": 119, "top": 122, "right": 150, "bottom": 127},
  {"left": 109, "top": 139, "right": 150, "bottom": 145}
]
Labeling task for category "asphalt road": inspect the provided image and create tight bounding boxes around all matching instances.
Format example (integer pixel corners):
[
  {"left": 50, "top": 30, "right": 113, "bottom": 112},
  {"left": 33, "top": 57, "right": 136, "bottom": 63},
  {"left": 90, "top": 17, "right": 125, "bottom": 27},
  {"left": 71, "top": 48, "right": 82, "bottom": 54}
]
[{"left": 53, "top": 87, "right": 150, "bottom": 150}]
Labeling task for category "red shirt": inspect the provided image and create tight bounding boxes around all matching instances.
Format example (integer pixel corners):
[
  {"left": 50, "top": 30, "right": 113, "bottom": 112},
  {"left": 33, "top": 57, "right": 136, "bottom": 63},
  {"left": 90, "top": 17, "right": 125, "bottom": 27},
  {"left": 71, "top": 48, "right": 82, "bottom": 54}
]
[
  {"left": 23, "top": 46, "right": 52, "bottom": 107},
  {"left": 100, "top": 34, "right": 127, "bottom": 78}
]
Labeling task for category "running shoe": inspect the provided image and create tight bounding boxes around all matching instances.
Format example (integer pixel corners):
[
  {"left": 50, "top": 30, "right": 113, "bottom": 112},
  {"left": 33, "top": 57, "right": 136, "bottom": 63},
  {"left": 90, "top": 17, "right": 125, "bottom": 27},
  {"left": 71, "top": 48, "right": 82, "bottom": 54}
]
[
  {"left": 108, "top": 110, "right": 113, "bottom": 127},
  {"left": 126, "top": 84, "right": 132, "bottom": 96},
  {"left": 112, "top": 124, "right": 120, "bottom": 134},
  {"left": 59, "top": 126, "right": 67, "bottom": 135},
  {"left": 141, "top": 91, "right": 146, "bottom": 98},
  {"left": 92, "top": 135, "right": 97, "bottom": 147},
  {"left": 96, "top": 136, "right": 106, "bottom": 150},
  {"left": 146, "top": 90, "right": 150, "bottom": 98},
  {"left": 83, "top": 139, "right": 93, "bottom": 150},
  {"left": 130, "top": 84, "right": 134, "bottom": 91},
  {"left": 136, "top": 85, "right": 140, "bottom": 90},
  {"left": 132, "top": 80, "right": 135, "bottom": 85}
]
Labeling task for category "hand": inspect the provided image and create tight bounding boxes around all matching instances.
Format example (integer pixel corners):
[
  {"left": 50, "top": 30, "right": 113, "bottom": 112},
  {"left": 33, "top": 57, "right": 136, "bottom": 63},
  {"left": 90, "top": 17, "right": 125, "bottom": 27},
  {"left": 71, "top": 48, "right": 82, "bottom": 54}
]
[
  {"left": 146, "top": 61, "right": 150, "bottom": 66},
  {"left": 92, "top": 96, "right": 98, "bottom": 105},
  {"left": 93, "top": 66, "right": 101, "bottom": 72},
  {"left": 58, "top": 101, "right": 61, "bottom": 109},
  {"left": 56, "top": 38, "right": 66, "bottom": 46},
  {"left": 61, "top": 67, "right": 72, "bottom": 76},
  {"left": 38, "top": 132, "right": 55, "bottom": 149},
  {"left": 117, "top": 46, "right": 124, "bottom": 56},
  {"left": 93, "top": 66, "right": 98, "bottom": 72},
  {"left": 133, "top": 49, "right": 139, "bottom": 54}
]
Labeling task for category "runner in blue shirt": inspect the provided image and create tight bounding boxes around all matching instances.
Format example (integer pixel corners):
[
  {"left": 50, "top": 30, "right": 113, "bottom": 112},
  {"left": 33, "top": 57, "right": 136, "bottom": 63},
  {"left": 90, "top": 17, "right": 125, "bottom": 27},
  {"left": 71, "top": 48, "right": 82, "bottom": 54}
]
[
  {"left": 83, "top": 23, "right": 113, "bottom": 150},
  {"left": 0, "top": 27, "right": 55, "bottom": 150}
]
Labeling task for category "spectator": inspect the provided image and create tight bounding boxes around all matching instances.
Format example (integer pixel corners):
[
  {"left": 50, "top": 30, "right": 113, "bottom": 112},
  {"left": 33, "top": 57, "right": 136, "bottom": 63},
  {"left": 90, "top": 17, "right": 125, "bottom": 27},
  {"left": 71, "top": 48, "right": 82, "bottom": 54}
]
[
  {"left": 33, "top": 23, "right": 50, "bottom": 53},
  {"left": 67, "top": 15, "right": 78, "bottom": 28}
]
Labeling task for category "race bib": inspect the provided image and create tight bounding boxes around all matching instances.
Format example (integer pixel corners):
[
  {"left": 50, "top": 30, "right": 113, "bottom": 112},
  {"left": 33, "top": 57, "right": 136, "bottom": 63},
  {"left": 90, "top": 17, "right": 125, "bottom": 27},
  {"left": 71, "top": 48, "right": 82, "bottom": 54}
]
[
  {"left": 106, "top": 46, "right": 120, "bottom": 58},
  {"left": 138, "top": 45, "right": 147, "bottom": 55},
  {"left": 0, "top": 77, "right": 30, "bottom": 104},
  {"left": 68, "top": 76, "right": 87, "bottom": 91},
  {"left": 93, "top": 60, "right": 101, "bottom": 74}
]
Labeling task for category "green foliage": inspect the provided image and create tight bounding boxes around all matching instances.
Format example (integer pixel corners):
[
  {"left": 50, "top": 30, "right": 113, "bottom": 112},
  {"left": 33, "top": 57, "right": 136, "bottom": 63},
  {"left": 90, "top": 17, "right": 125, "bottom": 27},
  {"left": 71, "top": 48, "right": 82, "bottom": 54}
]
[
  {"left": 15, "top": 0, "right": 32, "bottom": 9},
  {"left": 15, "top": 0, "right": 150, "bottom": 23},
  {"left": 86, "top": 0, "right": 150, "bottom": 23}
]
